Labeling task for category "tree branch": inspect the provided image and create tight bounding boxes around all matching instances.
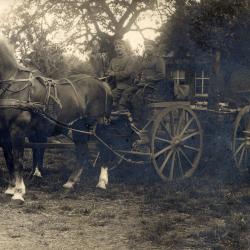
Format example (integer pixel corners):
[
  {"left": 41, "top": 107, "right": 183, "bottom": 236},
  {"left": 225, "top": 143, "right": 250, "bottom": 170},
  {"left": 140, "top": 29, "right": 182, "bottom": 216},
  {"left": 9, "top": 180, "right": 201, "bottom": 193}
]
[
  {"left": 118, "top": 0, "right": 138, "bottom": 28},
  {"left": 121, "top": 10, "right": 141, "bottom": 34},
  {"left": 130, "top": 27, "right": 159, "bottom": 32},
  {"left": 99, "top": 1, "right": 119, "bottom": 28}
]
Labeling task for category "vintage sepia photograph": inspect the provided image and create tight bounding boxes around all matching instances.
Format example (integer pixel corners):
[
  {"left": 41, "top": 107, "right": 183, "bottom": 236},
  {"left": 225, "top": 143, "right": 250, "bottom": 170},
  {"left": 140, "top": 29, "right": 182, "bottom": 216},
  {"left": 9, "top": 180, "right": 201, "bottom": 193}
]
[{"left": 0, "top": 0, "right": 249, "bottom": 249}]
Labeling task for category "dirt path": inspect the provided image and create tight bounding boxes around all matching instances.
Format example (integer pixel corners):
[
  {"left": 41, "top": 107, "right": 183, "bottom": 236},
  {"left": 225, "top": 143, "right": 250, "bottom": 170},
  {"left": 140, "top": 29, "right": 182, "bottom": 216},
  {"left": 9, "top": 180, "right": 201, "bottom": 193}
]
[
  {"left": 0, "top": 149, "right": 250, "bottom": 249},
  {"left": 0, "top": 181, "right": 162, "bottom": 250}
]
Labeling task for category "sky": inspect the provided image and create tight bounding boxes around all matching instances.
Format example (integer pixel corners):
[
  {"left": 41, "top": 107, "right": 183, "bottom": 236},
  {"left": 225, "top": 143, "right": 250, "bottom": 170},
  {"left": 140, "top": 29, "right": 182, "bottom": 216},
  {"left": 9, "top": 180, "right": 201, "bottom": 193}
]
[
  {"left": 0, "top": 0, "right": 14, "bottom": 14},
  {"left": 124, "top": 11, "right": 160, "bottom": 52}
]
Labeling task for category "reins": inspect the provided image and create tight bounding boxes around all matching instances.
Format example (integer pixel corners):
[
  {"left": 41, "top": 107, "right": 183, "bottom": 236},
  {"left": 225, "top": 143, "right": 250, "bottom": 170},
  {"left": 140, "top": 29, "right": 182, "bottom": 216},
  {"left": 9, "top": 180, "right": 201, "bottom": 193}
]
[
  {"left": 0, "top": 70, "right": 33, "bottom": 96},
  {"left": 0, "top": 72, "right": 146, "bottom": 165},
  {"left": 35, "top": 109, "right": 147, "bottom": 165}
]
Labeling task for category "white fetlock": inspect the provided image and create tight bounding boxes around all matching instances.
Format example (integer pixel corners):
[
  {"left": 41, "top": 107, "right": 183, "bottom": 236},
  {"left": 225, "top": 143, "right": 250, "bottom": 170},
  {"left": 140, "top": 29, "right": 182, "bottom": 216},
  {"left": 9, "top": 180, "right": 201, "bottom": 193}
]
[
  {"left": 63, "top": 181, "right": 74, "bottom": 189},
  {"left": 19, "top": 179, "right": 26, "bottom": 195},
  {"left": 33, "top": 167, "right": 42, "bottom": 178},
  {"left": 96, "top": 180, "right": 106, "bottom": 190},
  {"left": 12, "top": 192, "right": 24, "bottom": 202},
  {"left": 5, "top": 186, "right": 15, "bottom": 195},
  {"left": 96, "top": 167, "right": 108, "bottom": 190}
]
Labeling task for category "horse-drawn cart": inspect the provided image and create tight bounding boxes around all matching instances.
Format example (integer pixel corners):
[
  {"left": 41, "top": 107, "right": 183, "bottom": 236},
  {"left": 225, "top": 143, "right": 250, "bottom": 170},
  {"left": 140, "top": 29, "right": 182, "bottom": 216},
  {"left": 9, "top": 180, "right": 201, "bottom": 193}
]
[
  {"left": 108, "top": 101, "right": 203, "bottom": 181},
  {"left": 98, "top": 97, "right": 249, "bottom": 182},
  {"left": 22, "top": 90, "right": 249, "bottom": 183}
]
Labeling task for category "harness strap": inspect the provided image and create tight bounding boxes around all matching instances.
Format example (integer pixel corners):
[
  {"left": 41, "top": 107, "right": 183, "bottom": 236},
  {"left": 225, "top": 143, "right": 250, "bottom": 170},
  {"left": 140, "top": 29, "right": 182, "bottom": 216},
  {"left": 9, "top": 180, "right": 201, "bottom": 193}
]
[
  {"left": 0, "top": 98, "right": 44, "bottom": 110},
  {"left": 41, "top": 78, "right": 62, "bottom": 111},
  {"left": 61, "top": 78, "right": 84, "bottom": 117}
]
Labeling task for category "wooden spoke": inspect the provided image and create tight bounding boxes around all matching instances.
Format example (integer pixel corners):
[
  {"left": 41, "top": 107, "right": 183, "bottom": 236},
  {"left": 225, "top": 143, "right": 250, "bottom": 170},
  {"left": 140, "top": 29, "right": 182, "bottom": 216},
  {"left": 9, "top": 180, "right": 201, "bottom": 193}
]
[
  {"left": 176, "top": 110, "right": 185, "bottom": 135},
  {"left": 235, "top": 138, "right": 245, "bottom": 141},
  {"left": 244, "top": 148, "right": 248, "bottom": 167},
  {"left": 155, "top": 144, "right": 172, "bottom": 158},
  {"left": 183, "top": 144, "right": 200, "bottom": 152},
  {"left": 246, "top": 148, "right": 249, "bottom": 166},
  {"left": 159, "top": 150, "right": 173, "bottom": 172},
  {"left": 179, "top": 117, "right": 195, "bottom": 137},
  {"left": 177, "top": 150, "right": 184, "bottom": 177},
  {"left": 152, "top": 106, "right": 203, "bottom": 181},
  {"left": 169, "top": 151, "right": 176, "bottom": 180},
  {"left": 233, "top": 106, "right": 250, "bottom": 172},
  {"left": 238, "top": 146, "right": 246, "bottom": 167},
  {"left": 160, "top": 121, "right": 172, "bottom": 139},
  {"left": 155, "top": 136, "right": 171, "bottom": 144},
  {"left": 181, "top": 131, "right": 200, "bottom": 142},
  {"left": 179, "top": 148, "right": 193, "bottom": 167},
  {"left": 235, "top": 142, "right": 245, "bottom": 157}
]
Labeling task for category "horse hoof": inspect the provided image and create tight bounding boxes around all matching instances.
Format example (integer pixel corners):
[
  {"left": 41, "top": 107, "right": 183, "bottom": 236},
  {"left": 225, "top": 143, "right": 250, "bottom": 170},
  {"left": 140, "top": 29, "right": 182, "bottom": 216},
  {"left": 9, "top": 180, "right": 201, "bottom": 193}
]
[
  {"left": 96, "top": 181, "right": 107, "bottom": 190},
  {"left": 12, "top": 193, "right": 25, "bottom": 202},
  {"left": 33, "top": 168, "right": 43, "bottom": 178},
  {"left": 4, "top": 187, "right": 15, "bottom": 195},
  {"left": 63, "top": 182, "right": 74, "bottom": 189}
]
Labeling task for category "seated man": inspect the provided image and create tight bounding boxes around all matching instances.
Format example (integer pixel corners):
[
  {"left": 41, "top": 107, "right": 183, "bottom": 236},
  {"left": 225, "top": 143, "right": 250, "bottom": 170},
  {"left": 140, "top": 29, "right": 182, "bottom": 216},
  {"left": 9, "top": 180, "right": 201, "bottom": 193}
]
[
  {"left": 119, "top": 39, "right": 165, "bottom": 111},
  {"left": 107, "top": 39, "right": 136, "bottom": 112}
]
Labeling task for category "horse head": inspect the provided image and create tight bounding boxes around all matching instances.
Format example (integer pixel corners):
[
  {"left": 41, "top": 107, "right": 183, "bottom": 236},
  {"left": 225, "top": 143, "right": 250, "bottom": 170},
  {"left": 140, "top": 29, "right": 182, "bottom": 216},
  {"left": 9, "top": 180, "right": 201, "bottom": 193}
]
[{"left": 0, "top": 37, "right": 19, "bottom": 81}]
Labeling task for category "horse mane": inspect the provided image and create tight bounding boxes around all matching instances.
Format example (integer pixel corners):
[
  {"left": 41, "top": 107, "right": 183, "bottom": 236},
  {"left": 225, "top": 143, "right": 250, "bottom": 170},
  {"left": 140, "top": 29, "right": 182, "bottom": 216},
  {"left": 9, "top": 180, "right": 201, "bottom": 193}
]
[{"left": 0, "top": 37, "right": 19, "bottom": 78}]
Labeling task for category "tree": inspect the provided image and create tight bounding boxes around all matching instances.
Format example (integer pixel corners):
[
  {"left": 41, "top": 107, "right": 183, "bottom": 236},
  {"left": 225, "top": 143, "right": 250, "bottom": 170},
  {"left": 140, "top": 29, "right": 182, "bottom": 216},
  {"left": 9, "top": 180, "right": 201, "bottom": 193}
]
[
  {"left": 159, "top": 0, "right": 250, "bottom": 62},
  {"left": 189, "top": 1, "right": 250, "bottom": 61},
  {"left": 0, "top": 0, "right": 175, "bottom": 77},
  {"left": 2, "top": 0, "right": 174, "bottom": 60},
  {"left": 158, "top": 0, "right": 250, "bottom": 101}
]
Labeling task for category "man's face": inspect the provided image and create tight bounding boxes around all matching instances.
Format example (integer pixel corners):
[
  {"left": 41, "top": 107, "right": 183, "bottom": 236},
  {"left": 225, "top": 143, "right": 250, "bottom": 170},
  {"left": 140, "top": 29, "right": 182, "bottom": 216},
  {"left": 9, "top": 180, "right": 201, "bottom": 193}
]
[{"left": 115, "top": 43, "right": 126, "bottom": 57}]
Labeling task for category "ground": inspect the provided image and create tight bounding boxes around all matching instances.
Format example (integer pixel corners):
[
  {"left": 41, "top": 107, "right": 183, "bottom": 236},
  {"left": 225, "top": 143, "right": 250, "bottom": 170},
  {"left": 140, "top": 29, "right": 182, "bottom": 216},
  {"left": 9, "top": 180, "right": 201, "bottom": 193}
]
[{"left": 0, "top": 146, "right": 250, "bottom": 250}]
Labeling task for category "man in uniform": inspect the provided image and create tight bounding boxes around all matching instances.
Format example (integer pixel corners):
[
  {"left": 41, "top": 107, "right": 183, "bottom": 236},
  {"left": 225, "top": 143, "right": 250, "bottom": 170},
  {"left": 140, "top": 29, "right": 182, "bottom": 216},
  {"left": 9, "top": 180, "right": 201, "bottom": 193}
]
[
  {"left": 107, "top": 39, "right": 136, "bottom": 111},
  {"left": 137, "top": 39, "right": 165, "bottom": 85},
  {"left": 118, "top": 39, "right": 165, "bottom": 112}
]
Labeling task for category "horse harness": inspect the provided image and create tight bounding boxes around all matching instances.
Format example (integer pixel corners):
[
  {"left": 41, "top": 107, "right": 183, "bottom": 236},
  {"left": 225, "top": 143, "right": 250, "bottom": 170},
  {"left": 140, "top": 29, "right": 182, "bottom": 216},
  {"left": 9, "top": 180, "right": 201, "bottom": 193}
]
[
  {"left": 0, "top": 70, "right": 85, "bottom": 118},
  {"left": 0, "top": 70, "right": 145, "bottom": 166}
]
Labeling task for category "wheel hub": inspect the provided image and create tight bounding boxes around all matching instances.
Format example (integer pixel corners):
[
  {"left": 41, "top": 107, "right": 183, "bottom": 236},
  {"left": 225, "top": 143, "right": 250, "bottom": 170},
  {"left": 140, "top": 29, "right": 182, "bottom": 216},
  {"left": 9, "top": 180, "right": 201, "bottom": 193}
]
[{"left": 172, "top": 136, "right": 181, "bottom": 147}]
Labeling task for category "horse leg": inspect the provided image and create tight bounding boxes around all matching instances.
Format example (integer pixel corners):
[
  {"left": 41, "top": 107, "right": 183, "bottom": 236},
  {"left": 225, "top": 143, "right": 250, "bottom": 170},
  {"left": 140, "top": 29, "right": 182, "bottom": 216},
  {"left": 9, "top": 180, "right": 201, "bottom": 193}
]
[
  {"left": 96, "top": 166, "right": 109, "bottom": 190},
  {"left": 2, "top": 135, "right": 15, "bottom": 195},
  {"left": 63, "top": 124, "right": 91, "bottom": 189},
  {"left": 95, "top": 126, "right": 111, "bottom": 190},
  {"left": 29, "top": 135, "right": 47, "bottom": 178},
  {"left": 63, "top": 142, "right": 91, "bottom": 189},
  {"left": 31, "top": 147, "right": 40, "bottom": 177},
  {"left": 10, "top": 126, "right": 26, "bottom": 201},
  {"left": 34, "top": 147, "right": 46, "bottom": 177}
]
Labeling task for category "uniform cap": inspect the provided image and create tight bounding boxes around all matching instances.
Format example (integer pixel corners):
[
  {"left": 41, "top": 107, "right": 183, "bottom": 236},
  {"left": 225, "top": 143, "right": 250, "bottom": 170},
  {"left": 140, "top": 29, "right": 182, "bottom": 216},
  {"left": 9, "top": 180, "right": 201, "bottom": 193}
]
[{"left": 114, "top": 39, "right": 126, "bottom": 47}]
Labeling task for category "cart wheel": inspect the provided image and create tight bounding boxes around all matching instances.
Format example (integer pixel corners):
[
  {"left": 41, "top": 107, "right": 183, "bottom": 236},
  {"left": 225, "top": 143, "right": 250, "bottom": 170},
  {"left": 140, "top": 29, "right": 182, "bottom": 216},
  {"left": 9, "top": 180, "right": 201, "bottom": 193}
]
[
  {"left": 151, "top": 105, "right": 203, "bottom": 181},
  {"left": 232, "top": 105, "right": 250, "bottom": 172}
]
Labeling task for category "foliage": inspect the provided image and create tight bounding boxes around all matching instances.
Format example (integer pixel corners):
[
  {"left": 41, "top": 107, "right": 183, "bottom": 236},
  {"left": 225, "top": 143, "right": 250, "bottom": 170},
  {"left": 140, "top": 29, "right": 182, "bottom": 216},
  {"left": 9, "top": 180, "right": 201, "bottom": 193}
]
[
  {"left": 159, "top": 0, "right": 197, "bottom": 58},
  {"left": 1, "top": 0, "right": 173, "bottom": 55},
  {"left": 64, "top": 54, "right": 94, "bottom": 76},
  {"left": 159, "top": 0, "right": 250, "bottom": 66},
  {"left": 0, "top": 0, "right": 174, "bottom": 77},
  {"left": 26, "top": 36, "right": 67, "bottom": 78},
  {"left": 189, "top": 0, "right": 250, "bottom": 65}
]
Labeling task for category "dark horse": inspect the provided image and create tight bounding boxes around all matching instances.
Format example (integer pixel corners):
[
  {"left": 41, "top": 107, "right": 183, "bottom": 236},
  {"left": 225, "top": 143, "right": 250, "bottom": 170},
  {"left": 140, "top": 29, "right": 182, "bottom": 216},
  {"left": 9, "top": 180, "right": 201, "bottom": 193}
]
[{"left": 0, "top": 38, "right": 112, "bottom": 201}]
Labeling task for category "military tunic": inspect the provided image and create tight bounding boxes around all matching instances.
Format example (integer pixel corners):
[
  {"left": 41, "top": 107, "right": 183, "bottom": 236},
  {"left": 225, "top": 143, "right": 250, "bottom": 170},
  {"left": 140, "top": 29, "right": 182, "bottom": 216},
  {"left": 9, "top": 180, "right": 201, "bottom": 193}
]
[{"left": 108, "top": 55, "right": 135, "bottom": 89}]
